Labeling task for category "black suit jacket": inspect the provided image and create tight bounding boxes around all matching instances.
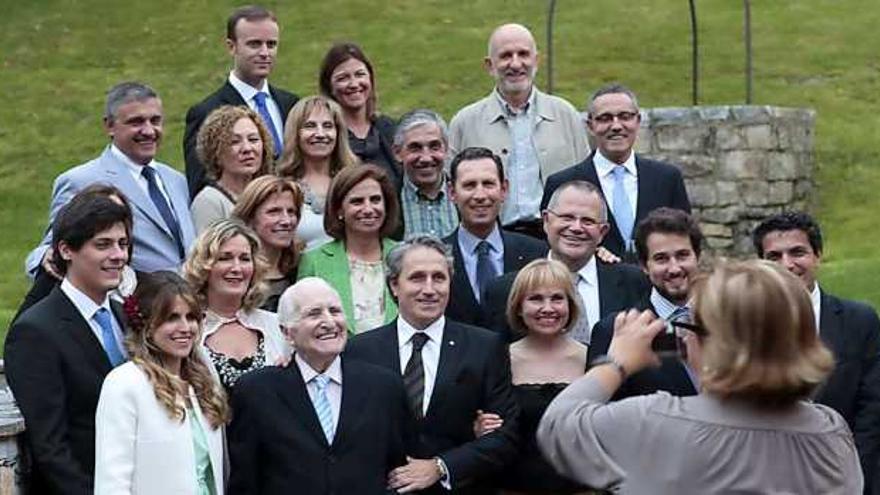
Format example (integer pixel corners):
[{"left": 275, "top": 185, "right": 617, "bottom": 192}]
[
  {"left": 183, "top": 81, "right": 299, "bottom": 198},
  {"left": 588, "top": 298, "right": 698, "bottom": 399},
  {"left": 540, "top": 153, "right": 691, "bottom": 258},
  {"left": 346, "top": 320, "right": 520, "bottom": 495},
  {"left": 482, "top": 259, "right": 649, "bottom": 342},
  {"left": 227, "top": 357, "right": 411, "bottom": 495},
  {"left": 443, "top": 228, "right": 546, "bottom": 327},
  {"left": 4, "top": 287, "right": 124, "bottom": 495},
  {"left": 814, "top": 292, "right": 880, "bottom": 493}
]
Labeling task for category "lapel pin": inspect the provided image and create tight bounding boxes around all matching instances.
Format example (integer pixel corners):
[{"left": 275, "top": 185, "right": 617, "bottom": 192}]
[{"left": 449, "top": 340, "right": 455, "bottom": 346}]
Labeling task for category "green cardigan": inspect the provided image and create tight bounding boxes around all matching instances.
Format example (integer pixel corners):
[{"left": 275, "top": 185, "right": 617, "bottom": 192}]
[{"left": 296, "top": 238, "right": 398, "bottom": 333}]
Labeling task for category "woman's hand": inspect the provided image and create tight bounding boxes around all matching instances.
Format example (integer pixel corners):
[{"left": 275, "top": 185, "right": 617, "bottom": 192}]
[
  {"left": 607, "top": 309, "right": 666, "bottom": 375},
  {"left": 472, "top": 409, "right": 503, "bottom": 437}
]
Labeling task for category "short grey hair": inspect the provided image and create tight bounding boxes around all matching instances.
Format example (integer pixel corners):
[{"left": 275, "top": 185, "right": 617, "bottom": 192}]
[
  {"left": 105, "top": 81, "right": 159, "bottom": 122},
  {"left": 545, "top": 180, "right": 608, "bottom": 222},
  {"left": 392, "top": 109, "right": 449, "bottom": 148},
  {"left": 277, "top": 277, "right": 340, "bottom": 327},
  {"left": 385, "top": 235, "right": 454, "bottom": 285},
  {"left": 586, "top": 83, "right": 639, "bottom": 117}
]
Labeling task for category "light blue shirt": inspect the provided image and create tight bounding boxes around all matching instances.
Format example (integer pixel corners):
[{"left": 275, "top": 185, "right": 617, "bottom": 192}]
[
  {"left": 594, "top": 149, "right": 638, "bottom": 218},
  {"left": 60, "top": 278, "right": 127, "bottom": 358},
  {"left": 495, "top": 90, "right": 543, "bottom": 225},
  {"left": 228, "top": 71, "right": 284, "bottom": 148},
  {"left": 457, "top": 225, "right": 504, "bottom": 300}
]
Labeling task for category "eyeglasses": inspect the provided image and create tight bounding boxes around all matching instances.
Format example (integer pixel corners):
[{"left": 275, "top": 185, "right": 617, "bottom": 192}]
[
  {"left": 546, "top": 209, "right": 604, "bottom": 228},
  {"left": 590, "top": 111, "right": 639, "bottom": 125}
]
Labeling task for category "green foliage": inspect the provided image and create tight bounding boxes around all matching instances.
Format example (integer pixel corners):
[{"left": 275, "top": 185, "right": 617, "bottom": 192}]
[{"left": 2, "top": 0, "right": 878, "bottom": 345}]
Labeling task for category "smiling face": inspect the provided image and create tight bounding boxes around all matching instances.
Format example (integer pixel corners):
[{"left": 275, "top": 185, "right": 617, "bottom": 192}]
[
  {"left": 391, "top": 246, "right": 451, "bottom": 330},
  {"left": 298, "top": 105, "right": 337, "bottom": 161},
  {"left": 151, "top": 295, "right": 200, "bottom": 371},
  {"left": 287, "top": 282, "right": 348, "bottom": 369},
  {"left": 520, "top": 284, "right": 570, "bottom": 337},
  {"left": 642, "top": 232, "right": 699, "bottom": 306},
  {"left": 449, "top": 157, "right": 507, "bottom": 237},
  {"left": 341, "top": 178, "right": 386, "bottom": 238},
  {"left": 543, "top": 188, "right": 609, "bottom": 270},
  {"left": 484, "top": 25, "right": 538, "bottom": 99},
  {"left": 395, "top": 123, "right": 446, "bottom": 192},
  {"left": 252, "top": 190, "right": 298, "bottom": 250},
  {"left": 760, "top": 229, "right": 820, "bottom": 291},
  {"left": 329, "top": 57, "right": 373, "bottom": 113},
  {"left": 105, "top": 97, "right": 163, "bottom": 165},
  {"left": 59, "top": 222, "right": 129, "bottom": 304},
  {"left": 219, "top": 117, "right": 263, "bottom": 180},
  {"left": 206, "top": 235, "right": 255, "bottom": 307},
  {"left": 227, "top": 18, "right": 278, "bottom": 87},
  {"left": 588, "top": 92, "right": 641, "bottom": 164}
]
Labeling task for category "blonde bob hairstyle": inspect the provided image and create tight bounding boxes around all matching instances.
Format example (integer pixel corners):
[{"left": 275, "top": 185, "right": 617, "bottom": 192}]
[
  {"left": 506, "top": 259, "right": 582, "bottom": 338},
  {"left": 232, "top": 175, "right": 305, "bottom": 277},
  {"left": 125, "top": 271, "right": 229, "bottom": 428},
  {"left": 183, "top": 219, "right": 268, "bottom": 312},
  {"left": 275, "top": 95, "right": 359, "bottom": 179},
  {"left": 196, "top": 105, "right": 274, "bottom": 181},
  {"left": 695, "top": 259, "right": 834, "bottom": 407}
]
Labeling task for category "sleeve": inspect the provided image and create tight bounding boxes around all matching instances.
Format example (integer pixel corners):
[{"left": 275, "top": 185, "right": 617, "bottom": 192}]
[
  {"left": 226, "top": 382, "right": 262, "bottom": 495},
  {"left": 183, "top": 104, "right": 207, "bottom": 199},
  {"left": 296, "top": 250, "right": 317, "bottom": 280},
  {"left": 190, "top": 190, "right": 226, "bottom": 236},
  {"left": 94, "top": 369, "right": 138, "bottom": 495},
  {"left": 447, "top": 111, "right": 464, "bottom": 161},
  {"left": 852, "top": 305, "right": 880, "bottom": 484},
  {"left": 4, "top": 321, "right": 93, "bottom": 495},
  {"left": 386, "top": 373, "right": 413, "bottom": 471},
  {"left": 25, "top": 171, "right": 80, "bottom": 276},
  {"left": 564, "top": 102, "right": 590, "bottom": 160},
  {"left": 440, "top": 334, "right": 520, "bottom": 488}
]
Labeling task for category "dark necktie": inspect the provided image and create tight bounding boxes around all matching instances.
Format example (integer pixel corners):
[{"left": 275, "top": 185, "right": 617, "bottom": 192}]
[
  {"left": 253, "top": 92, "right": 282, "bottom": 158},
  {"left": 403, "top": 332, "right": 430, "bottom": 420},
  {"left": 475, "top": 240, "right": 497, "bottom": 302},
  {"left": 141, "top": 166, "right": 184, "bottom": 259}
]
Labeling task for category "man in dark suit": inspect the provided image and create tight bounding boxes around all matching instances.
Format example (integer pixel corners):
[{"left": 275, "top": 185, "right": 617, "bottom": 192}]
[
  {"left": 347, "top": 236, "right": 519, "bottom": 494},
  {"left": 443, "top": 147, "right": 546, "bottom": 326},
  {"left": 484, "top": 180, "right": 648, "bottom": 343},
  {"left": 183, "top": 5, "right": 298, "bottom": 197},
  {"left": 589, "top": 208, "right": 703, "bottom": 399},
  {"left": 753, "top": 211, "right": 880, "bottom": 493},
  {"left": 228, "top": 277, "right": 411, "bottom": 494},
  {"left": 5, "top": 193, "right": 132, "bottom": 494},
  {"left": 540, "top": 83, "right": 690, "bottom": 260}
]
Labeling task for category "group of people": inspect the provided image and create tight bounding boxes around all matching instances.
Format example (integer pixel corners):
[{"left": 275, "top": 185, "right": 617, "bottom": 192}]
[{"left": 5, "top": 4, "right": 880, "bottom": 495}]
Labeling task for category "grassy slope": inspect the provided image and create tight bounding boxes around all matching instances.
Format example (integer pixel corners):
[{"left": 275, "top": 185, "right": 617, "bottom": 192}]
[{"left": 1, "top": 0, "right": 878, "bottom": 338}]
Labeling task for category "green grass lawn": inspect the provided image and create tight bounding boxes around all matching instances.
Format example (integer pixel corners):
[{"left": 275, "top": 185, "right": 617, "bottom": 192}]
[{"left": 2, "top": 0, "right": 879, "bottom": 342}]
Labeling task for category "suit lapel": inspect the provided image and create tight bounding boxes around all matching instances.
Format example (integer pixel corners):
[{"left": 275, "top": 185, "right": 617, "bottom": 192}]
[
  {"left": 596, "top": 261, "right": 623, "bottom": 315},
  {"left": 380, "top": 324, "right": 403, "bottom": 374},
  {"left": 448, "top": 229, "right": 480, "bottom": 311},
  {"left": 97, "top": 148, "right": 173, "bottom": 238},
  {"left": 819, "top": 292, "right": 844, "bottom": 352},
  {"left": 277, "top": 362, "right": 331, "bottom": 448},
  {"left": 501, "top": 230, "right": 527, "bottom": 270},
  {"left": 332, "top": 358, "right": 367, "bottom": 451},
  {"left": 53, "top": 288, "right": 113, "bottom": 375},
  {"left": 426, "top": 323, "right": 462, "bottom": 419},
  {"left": 634, "top": 155, "right": 656, "bottom": 221},
  {"left": 220, "top": 81, "right": 248, "bottom": 106}
]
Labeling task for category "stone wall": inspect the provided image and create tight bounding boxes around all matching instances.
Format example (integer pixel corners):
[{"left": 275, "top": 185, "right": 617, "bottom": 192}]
[{"left": 635, "top": 105, "right": 815, "bottom": 257}]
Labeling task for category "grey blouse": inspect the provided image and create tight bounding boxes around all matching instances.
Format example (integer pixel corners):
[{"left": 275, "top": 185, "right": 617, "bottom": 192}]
[{"left": 537, "top": 378, "right": 863, "bottom": 494}]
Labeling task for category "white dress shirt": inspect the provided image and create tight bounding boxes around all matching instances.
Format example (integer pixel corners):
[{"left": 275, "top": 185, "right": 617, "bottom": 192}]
[
  {"left": 228, "top": 71, "right": 284, "bottom": 148},
  {"left": 594, "top": 149, "right": 638, "bottom": 216},
  {"left": 397, "top": 315, "right": 445, "bottom": 416},
  {"left": 60, "top": 278, "right": 127, "bottom": 358},
  {"left": 296, "top": 353, "right": 343, "bottom": 437},
  {"left": 548, "top": 252, "right": 600, "bottom": 343},
  {"left": 111, "top": 144, "right": 175, "bottom": 208},
  {"left": 811, "top": 283, "right": 822, "bottom": 332}
]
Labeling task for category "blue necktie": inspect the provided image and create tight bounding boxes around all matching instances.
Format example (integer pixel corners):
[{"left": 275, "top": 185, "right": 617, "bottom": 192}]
[
  {"left": 253, "top": 92, "right": 282, "bottom": 158},
  {"left": 94, "top": 308, "right": 125, "bottom": 367},
  {"left": 312, "top": 374, "right": 335, "bottom": 444},
  {"left": 611, "top": 166, "right": 635, "bottom": 251},
  {"left": 475, "top": 241, "right": 498, "bottom": 302},
  {"left": 141, "top": 167, "right": 184, "bottom": 259}
]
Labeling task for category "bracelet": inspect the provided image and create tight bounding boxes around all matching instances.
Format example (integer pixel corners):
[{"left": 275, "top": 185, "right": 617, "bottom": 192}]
[{"left": 590, "top": 355, "right": 628, "bottom": 380}]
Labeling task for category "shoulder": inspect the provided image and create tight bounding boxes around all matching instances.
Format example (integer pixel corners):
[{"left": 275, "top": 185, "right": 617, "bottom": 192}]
[
  {"left": 535, "top": 90, "right": 581, "bottom": 117},
  {"left": 345, "top": 358, "right": 399, "bottom": 386},
  {"left": 102, "top": 362, "right": 150, "bottom": 394},
  {"left": 636, "top": 154, "right": 684, "bottom": 177},
  {"left": 186, "top": 84, "right": 230, "bottom": 116},
  {"left": 503, "top": 230, "right": 546, "bottom": 251},
  {"left": 233, "top": 363, "right": 290, "bottom": 399},
  {"left": 450, "top": 93, "right": 494, "bottom": 125},
  {"left": 448, "top": 320, "right": 502, "bottom": 345},
  {"left": 373, "top": 114, "right": 397, "bottom": 131},
  {"left": 349, "top": 322, "right": 395, "bottom": 346},
  {"left": 546, "top": 156, "right": 592, "bottom": 183},
  {"left": 599, "top": 259, "right": 648, "bottom": 281},
  {"left": 248, "top": 308, "right": 280, "bottom": 328},
  {"left": 57, "top": 154, "right": 105, "bottom": 183},
  {"left": 826, "top": 292, "right": 880, "bottom": 326},
  {"left": 154, "top": 161, "right": 185, "bottom": 180},
  {"left": 269, "top": 84, "right": 298, "bottom": 102}
]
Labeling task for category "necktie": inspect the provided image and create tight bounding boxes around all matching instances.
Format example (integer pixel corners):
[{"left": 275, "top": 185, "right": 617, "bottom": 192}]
[
  {"left": 611, "top": 165, "right": 635, "bottom": 251},
  {"left": 94, "top": 308, "right": 125, "bottom": 367},
  {"left": 141, "top": 167, "right": 184, "bottom": 259},
  {"left": 403, "top": 332, "right": 430, "bottom": 419},
  {"left": 312, "top": 374, "right": 335, "bottom": 444},
  {"left": 569, "top": 273, "right": 591, "bottom": 345},
  {"left": 253, "top": 92, "right": 282, "bottom": 158},
  {"left": 669, "top": 306, "right": 691, "bottom": 323},
  {"left": 475, "top": 241, "right": 497, "bottom": 302}
]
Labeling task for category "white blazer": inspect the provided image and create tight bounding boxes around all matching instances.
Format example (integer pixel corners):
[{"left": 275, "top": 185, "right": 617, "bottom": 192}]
[{"left": 95, "top": 362, "right": 225, "bottom": 495}]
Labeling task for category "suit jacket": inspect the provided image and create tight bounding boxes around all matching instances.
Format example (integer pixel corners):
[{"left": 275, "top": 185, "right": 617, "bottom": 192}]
[
  {"left": 297, "top": 238, "right": 398, "bottom": 332},
  {"left": 540, "top": 153, "right": 691, "bottom": 258},
  {"left": 346, "top": 320, "right": 520, "bottom": 494},
  {"left": 588, "top": 297, "right": 698, "bottom": 399},
  {"left": 482, "top": 258, "right": 649, "bottom": 342},
  {"left": 815, "top": 292, "right": 880, "bottom": 493},
  {"left": 443, "top": 227, "right": 546, "bottom": 327},
  {"left": 94, "top": 362, "right": 225, "bottom": 495},
  {"left": 183, "top": 81, "right": 299, "bottom": 197},
  {"left": 227, "top": 357, "right": 411, "bottom": 495},
  {"left": 25, "top": 147, "right": 196, "bottom": 275},
  {"left": 4, "top": 287, "right": 126, "bottom": 494}
]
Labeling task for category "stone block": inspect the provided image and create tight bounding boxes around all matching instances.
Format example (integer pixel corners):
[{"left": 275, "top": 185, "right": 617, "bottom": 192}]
[
  {"left": 741, "top": 181, "right": 771, "bottom": 206},
  {"left": 674, "top": 154, "right": 715, "bottom": 178},
  {"left": 719, "top": 151, "right": 765, "bottom": 179},
  {"left": 687, "top": 179, "right": 717, "bottom": 207},
  {"left": 698, "top": 106, "right": 731, "bottom": 121},
  {"left": 731, "top": 105, "right": 771, "bottom": 124},
  {"left": 635, "top": 127, "right": 653, "bottom": 153},
  {"left": 793, "top": 179, "right": 814, "bottom": 200},
  {"left": 706, "top": 237, "right": 734, "bottom": 249},
  {"left": 744, "top": 124, "right": 777, "bottom": 149},
  {"left": 701, "top": 222, "right": 733, "bottom": 238},
  {"left": 767, "top": 181, "right": 794, "bottom": 204},
  {"left": 716, "top": 125, "right": 746, "bottom": 150},
  {"left": 766, "top": 153, "right": 798, "bottom": 180},
  {"left": 649, "top": 107, "right": 697, "bottom": 122},
  {"left": 716, "top": 181, "right": 740, "bottom": 206},
  {"left": 655, "top": 125, "right": 710, "bottom": 152},
  {"left": 698, "top": 206, "right": 739, "bottom": 223},
  {"left": 742, "top": 206, "right": 782, "bottom": 219},
  {"left": 777, "top": 123, "right": 814, "bottom": 152}
]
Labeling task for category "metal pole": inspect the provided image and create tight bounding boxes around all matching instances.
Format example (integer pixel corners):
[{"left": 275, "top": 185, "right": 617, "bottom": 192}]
[
  {"left": 744, "top": 0, "right": 753, "bottom": 103},
  {"left": 688, "top": 0, "right": 699, "bottom": 105},
  {"left": 546, "top": 0, "right": 557, "bottom": 94}
]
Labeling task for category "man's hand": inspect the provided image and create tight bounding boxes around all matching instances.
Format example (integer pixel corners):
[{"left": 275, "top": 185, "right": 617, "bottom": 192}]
[
  {"left": 41, "top": 247, "right": 63, "bottom": 280},
  {"left": 388, "top": 457, "right": 442, "bottom": 493}
]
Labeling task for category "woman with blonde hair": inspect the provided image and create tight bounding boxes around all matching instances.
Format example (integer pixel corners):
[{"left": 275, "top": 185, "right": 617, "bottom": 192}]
[
  {"left": 233, "top": 176, "right": 304, "bottom": 312},
  {"left": 190, "top": 105, "right": 273, "bottom": 234},
  {"left": 276, "top": 95, "right": 359, "bottom": 249},
  {"left": 538, "top": 260, "right": 861, "bottom": 494},
  {"left": 184, "top": 219, "right": 290, "bottom": 390},
  {"left": 95, "top": 271, "right": 228, "bottom": 494}
]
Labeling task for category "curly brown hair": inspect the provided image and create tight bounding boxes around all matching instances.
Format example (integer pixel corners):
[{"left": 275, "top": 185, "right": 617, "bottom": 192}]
[
  {"left": 196, "top": 105, "right": 274, "bottom": 181},
  {"left": 275, "top": 96, "right": 358, "bottom": 179}
]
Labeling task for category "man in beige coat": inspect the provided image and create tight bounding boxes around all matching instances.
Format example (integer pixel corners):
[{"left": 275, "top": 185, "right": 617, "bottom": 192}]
[{"left": 449, "top": 23, "right": 589, "bottom": 238}]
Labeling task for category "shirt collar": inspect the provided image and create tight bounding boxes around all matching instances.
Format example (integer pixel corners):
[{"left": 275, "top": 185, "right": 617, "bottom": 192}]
[
  {"left": 60, "top": 277, "right": 112, "bottom": 321},
  {"left": 810, "top": 283, "right": 821, "bottom": 329},
  {"left": 403, "top": 175, "right": 447, "bottom": 201},
  {"left": 295, "top": 352, "right": 343, "bottom": 385},
  {"left": 110, "top": 144, "right": 156, "bottom": 172},
  {"left": 594, "top": 149, "right": 637, "bottom": 179},
  {"left": 650, "top": 287, "right": 689, "bottom": 320},
  {"left": 576, "top": 255, "right": 598, "bottom": 286},
  {"left": 203, "top": 308, "right": 272, "bottom": 339},
  {"left": 397, "top": 315, "right": 445, "bottom": 349},
  {"left": 228, "top": 71, "right": 269, "bottom": 103},
  {"left": 458, "top": 223, "right": 503, "bottom": 254},
  {"left": 492, "top": 86, "right": 536, "bottom": 118}
]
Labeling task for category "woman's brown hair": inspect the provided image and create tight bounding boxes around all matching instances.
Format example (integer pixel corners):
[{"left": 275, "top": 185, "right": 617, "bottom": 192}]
[{"left": 323, "top": 164, "right": 399, "bottom": 240}]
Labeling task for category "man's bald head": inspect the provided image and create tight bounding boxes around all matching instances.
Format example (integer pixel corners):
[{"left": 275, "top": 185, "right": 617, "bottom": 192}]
[
  {"left": 278, "top": 277, "right": 342, "bottom": 326},
  {"left": 487, "top": 23, "right": 536, "bottom": 57},
  {"left": 484, "top": 23, "right": 538, "bottom": 104}
]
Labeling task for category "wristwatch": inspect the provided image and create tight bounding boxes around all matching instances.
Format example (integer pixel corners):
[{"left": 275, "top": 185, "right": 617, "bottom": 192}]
[
  {"left": 590, "top": 355, "right": 628, "bottom": 380},
  {"left": 434, "top": 457, "right": 449, "bottom": 483}
]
